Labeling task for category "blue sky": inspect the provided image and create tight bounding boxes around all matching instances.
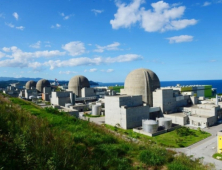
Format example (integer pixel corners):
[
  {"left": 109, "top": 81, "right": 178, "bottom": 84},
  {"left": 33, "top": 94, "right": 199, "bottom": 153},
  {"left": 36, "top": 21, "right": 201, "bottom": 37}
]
[{"left": 0, "top": 0, "right": 221, "bottom": 82}]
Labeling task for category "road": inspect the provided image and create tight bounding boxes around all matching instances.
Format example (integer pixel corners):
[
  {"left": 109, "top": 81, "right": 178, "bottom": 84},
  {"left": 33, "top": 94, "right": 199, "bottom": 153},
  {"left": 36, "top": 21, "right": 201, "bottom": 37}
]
[{"left": 174, "top": 124, "right": 222, "bottom": 170}]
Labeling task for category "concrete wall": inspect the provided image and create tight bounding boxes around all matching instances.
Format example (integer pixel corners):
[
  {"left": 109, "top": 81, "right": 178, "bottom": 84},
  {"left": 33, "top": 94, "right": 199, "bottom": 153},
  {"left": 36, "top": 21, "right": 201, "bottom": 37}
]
[
  {"left": 105, "top": 95, "right": 150, "bottom": 129},
  {"left": 164, "top": 114, "right": 188, "bottom": 125},
  {"left": 43, "top": 87, "right": 51, "bottom": 94},
  {"left": 81, "top": 87, "right": 95, "bottom": 97},
  {"left": 50, "top": 91, "right": 73, "bottom": 106}
]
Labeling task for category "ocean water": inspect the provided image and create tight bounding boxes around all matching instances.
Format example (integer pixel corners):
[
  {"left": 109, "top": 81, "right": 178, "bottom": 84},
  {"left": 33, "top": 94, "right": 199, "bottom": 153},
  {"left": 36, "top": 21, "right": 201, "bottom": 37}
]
[{"left": 98, "top": 80, "right": 222, "bottom": 94}]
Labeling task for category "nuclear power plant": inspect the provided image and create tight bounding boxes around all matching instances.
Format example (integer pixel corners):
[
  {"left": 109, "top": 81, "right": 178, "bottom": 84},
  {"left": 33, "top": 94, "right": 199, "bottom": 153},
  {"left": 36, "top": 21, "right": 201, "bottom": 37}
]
[{"left": 3, "top": 68, "right": 222, "bottom": 137}]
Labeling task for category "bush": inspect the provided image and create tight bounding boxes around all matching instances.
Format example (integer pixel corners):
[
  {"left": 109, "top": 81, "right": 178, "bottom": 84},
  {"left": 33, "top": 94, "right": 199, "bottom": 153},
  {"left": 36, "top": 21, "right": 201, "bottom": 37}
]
[
  {"left": 176, "top": 127, "right": 195, "bottom": 137},
  {"left": 168, "top": 161, "right": 191, "bottom": 170},
  {"left": 139, "top": 147, "right": 168, "bottom": 166}
]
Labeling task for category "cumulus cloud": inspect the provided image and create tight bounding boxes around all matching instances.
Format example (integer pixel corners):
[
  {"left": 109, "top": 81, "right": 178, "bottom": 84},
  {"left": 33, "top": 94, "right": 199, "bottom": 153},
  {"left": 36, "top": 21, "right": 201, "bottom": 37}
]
[
  {"left": 29, "top": 41, "right": 41, "bottom": 49},
  {"left": 59, "top": 71, "right": 77, "bottom": 74},
  {"left": 62, "top": 41, "right": 85, "bottom": 56},
  {"left": 110, "top": 0, "right": 143, "bottom": 29},
  {"left": 167, "top": 35, "right": 193, "bottom": 43},
  {"left": 16, "top": 26, "right": 25, "bottom": 30},
  {"left": 110, "top": 0, "right": 198, "bottom": 32},
  {"left": 101, "top": 69, "right": 114, "bottom": 72},
  {"left": 5, "top": 22, "right": 14, "bottom": 28},
  {"left": 94, "top": 42, "right": 120, "bottom": 53},
  {"left": 91, "top": 9, "right": 104, "bottom": 15},
  {"left": 2, "top": 47, "right": 10, "bottom": 52},
  {"left": 51, "top": 24, "right": 61, "bottom": 28},
  {"left": 13, "top": 12, "right": 19, "bottom": 20},
  {"left": 203, "top": 1, "right": 211, "bottom": 6}
]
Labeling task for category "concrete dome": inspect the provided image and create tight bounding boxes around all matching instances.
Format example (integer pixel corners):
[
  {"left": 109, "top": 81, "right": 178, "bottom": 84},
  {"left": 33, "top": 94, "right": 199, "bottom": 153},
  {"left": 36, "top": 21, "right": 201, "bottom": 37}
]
[
  {"left": 68, "top": 75, "right": 90, "bottom": 97},
  {"left": 36, "top": 79, "right": 51, "bottom": 92},
  {"left": 25, "top": 80, "right": 36, "bottom": 90},
  {"left": 123, "top": 68, "right": 160, "bottom": 106}
]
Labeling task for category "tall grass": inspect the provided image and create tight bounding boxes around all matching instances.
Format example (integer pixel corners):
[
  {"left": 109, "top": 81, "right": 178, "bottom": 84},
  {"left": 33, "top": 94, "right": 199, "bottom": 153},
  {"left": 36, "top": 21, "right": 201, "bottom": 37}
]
[{"left": 0, "top": 94, "right": 215, "bottom": 170}]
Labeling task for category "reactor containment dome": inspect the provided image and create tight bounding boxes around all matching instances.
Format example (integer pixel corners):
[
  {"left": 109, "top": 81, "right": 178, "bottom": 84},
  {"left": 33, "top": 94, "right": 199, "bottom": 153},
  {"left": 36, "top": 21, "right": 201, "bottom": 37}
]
[
  {"left": 36, "top": 79, "right": 51, "bottom": 92},
  {"left": 122, "top": 68, "right": 160, "bottom": 106},
  {"left": 25, "top": 80, "right": 37, "bottom": 90},
  {"left": 68, "top": 75, "right": 90, "bottom": 97}
]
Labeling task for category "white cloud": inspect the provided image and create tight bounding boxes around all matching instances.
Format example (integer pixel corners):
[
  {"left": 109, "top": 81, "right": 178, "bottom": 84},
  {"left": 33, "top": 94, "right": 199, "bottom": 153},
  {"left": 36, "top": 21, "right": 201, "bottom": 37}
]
[
  {"left": 91, "top": 9, "right": 104, "bottom": 15},
  {"left": 5, "top": 22, "right": 14, "bottom": 28},
  {"left": 167, "top": 35, "right": 193, "bottom": 43},
  {"left": 104, "top": 54, "right": 143, "bottom": 63},
  {"left": 2, "top": 47, "right": 10, "bottom": 52},
  {"left": 89, "top": 68, "right": 97, "bottom": 72},
  {"left": 203, "top": 1, "right": 211, "bottom": 6},
  {"left": 29, "top": 41, "right": 41, "bottom": 49},
  {"left": 94, "top": 42, "right": 120, "bottom": 53},
  {"left": 51, "top": 23, "right": 61, "bottom": 28},
  {"left": 62, "top": 41, "right": 85, "bottom": 56},
  {"left": 45, "top": 44, "right": 51, "bottom": 47},
  {"left": 110, "top": 0, "right": 143, "bottom": 29},
  {"left": 0, "top": 51, "right": 5, "bottom": 58},
  {"left": 107, "top": 69, "right": 114, "bottom": 72},
  {"left": 16, "top": 26, "right": 25, "bottom": 30},
  {"left": 110, "top": 0, "right": 198, "bottom": 32},
  {"left": 100, "top": 69, "right": 114, "bottom": 72},
  {"left": 13, "top": 12, "right": 19, "bottom": 20},
  {"left": 44, "top": 54, "right": 142, "bottom": 70},
  {"left": 59, "top": 71, "right": 77, "bottom": 74},
  {"left": 59, "top": 12, "right": 74, "bottom": 20}
]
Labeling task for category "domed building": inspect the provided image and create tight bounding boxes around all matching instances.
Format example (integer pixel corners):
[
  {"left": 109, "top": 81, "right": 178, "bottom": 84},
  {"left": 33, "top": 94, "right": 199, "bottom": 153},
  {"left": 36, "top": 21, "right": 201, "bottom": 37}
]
[
  {"left": 68, "top": 75, "right": 90, "bottom": 97},
  {"left": 25, "top": 80, "right": 36, "bottom": 90},
  {"left": 121, "top": 68, "right": 160, "bottom": 106},
  {"left": 36, "top": 79, "right": 51, "bottom": 92}
]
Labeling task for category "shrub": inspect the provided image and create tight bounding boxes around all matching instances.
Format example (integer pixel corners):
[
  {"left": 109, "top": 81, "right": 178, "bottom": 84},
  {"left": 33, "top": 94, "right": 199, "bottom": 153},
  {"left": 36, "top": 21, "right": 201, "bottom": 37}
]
[{"left": 139, "top": 147, "right": 168, "bottom": 166}]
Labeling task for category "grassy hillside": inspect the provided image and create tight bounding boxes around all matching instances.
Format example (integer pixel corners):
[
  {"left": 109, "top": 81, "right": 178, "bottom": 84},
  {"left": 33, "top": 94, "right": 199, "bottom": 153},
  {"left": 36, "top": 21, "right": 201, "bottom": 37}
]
[{"left": 0, "top": 94, "right": 214, "bottom": 170}]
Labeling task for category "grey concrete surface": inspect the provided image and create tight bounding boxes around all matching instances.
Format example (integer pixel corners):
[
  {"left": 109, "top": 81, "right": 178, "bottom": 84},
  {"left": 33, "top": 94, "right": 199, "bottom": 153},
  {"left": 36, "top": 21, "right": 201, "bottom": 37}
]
[{"left": 174, "top": 124, "right": 222, "bottom": 170}]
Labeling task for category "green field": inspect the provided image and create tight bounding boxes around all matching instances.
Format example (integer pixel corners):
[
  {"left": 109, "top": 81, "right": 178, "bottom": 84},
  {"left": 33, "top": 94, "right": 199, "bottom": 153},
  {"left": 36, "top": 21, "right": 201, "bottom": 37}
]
[
  {"left": 0, "top": 94, "right": 214, "bottom": 169},
  {"left": 109, "top": 86, "right": 124, "bottom": 93},
  {"left": 105, "top": 125, "right": 211, "bottom": 148}
]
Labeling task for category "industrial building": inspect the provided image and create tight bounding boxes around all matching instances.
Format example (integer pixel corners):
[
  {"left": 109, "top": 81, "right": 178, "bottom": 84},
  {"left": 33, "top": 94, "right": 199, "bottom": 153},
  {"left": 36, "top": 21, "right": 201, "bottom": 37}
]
[
  {"left": 120, "top": 68, "right": 160, "bottom": 107},
  {"left": 105, "top": 95, "right": 150, "bottom": 129}
]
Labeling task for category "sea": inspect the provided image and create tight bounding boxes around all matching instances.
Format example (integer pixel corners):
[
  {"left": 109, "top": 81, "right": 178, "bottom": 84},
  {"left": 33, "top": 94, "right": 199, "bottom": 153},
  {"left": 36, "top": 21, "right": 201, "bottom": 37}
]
[{"left": 97, "top": 80, "right": 222, "bottom": 94}]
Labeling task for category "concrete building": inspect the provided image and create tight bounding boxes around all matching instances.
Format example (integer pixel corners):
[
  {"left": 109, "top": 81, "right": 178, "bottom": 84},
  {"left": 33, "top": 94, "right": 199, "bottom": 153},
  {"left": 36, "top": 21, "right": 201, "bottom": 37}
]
[
  {"left": 81, "top": 87, "right": 95, "bottom": 97},
  {"left": 218, "top": 131, "right": 222, "bottom": 153},
  {"left": 105, "top": 95, "right": 150, "bottom": 129},
  {"left": 51, "top": 91, "right": 75, "bottom": 106},
  {"left": 162, "top": 84, "right": 213, "bottom": 98},
  {"left": 68, "top": 75, "right": 90, "bottom": 97},
  {"left": 121, "top": 68, "right": 160, "bottom": 107},
  {"left": 36, "top": 79, "right": 51, "bottom": 93},
  {"left": 26, "top": 80, "right": 37, "bottom": 90},
  {"left": 153, "top": 88, "right": 222, "bottom": 128}
]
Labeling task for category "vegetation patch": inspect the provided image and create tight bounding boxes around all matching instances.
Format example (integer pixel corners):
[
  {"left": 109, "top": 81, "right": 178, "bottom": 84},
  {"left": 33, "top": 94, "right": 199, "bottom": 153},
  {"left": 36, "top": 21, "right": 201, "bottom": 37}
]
[
  {"left": 213, "top": 153, "right": 222, "bottom": 161},
  {"left": 0, "top": 94, "right": 214, "bottom": 169},
  {"left": 108, "top": 86, "right": 124, "bottom": 93},
  {"left": 105, "top": 125, "right": 211, "bottom": 148}
]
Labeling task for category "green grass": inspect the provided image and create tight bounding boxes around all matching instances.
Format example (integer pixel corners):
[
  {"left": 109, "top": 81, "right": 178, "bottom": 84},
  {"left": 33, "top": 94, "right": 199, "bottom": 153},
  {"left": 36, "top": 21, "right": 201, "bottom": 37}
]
[
  {"left": 109, "top": 86, "right": 124, "bottom": 93},
  {"left": 105, "top": 125, "right": 211, "bottom": 148},
  {"left": 213, "top": 153, "right": 222, "bottom": 161},
  {"left": 0, "top": 94, "right": 214, "bottom": 170}
]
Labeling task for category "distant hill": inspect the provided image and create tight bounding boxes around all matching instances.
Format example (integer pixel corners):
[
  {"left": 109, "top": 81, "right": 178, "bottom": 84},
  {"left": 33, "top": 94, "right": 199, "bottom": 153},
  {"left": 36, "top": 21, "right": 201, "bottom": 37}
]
[{"left": 0, "top": 77, "right": 98, "bottom": 88}]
